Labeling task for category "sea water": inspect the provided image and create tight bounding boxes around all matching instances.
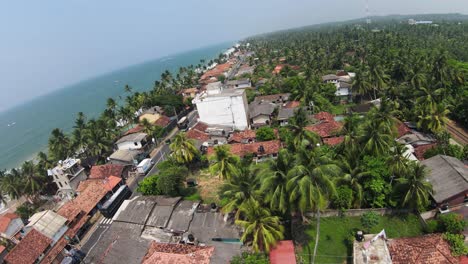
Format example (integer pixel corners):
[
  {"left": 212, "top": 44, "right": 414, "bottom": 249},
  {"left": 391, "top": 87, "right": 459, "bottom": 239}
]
[{"left": 0, "top": 42, "right": 233, "bottom": 170}]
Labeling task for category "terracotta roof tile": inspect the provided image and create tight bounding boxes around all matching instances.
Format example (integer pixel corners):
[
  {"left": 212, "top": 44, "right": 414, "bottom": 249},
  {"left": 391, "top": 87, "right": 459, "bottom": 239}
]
[
  {"left": 124, "top": 125, "right": 144, "bottom": 136},
  {"left": 200, "top": 63, "right": 231, "bottom": 81},
  {"left": 89, "top": 164, "right": 125, "bottom": 179},
  {"left": 306, "top": 112, "right": 342, "bottom": 138},
  {"left": 387, "top": 234, "right": 458, "bottom": 264},
  {"left": 270, "top": 240, "right": 297, "bottom": 264},
  {"left": 414, "top": 143, "right": 437, "bottom": 160},
  {"left": 229, "top": 130, "right": 257, "bottom": 143},
  {"left": 142, "top": 242, "right": 214, "bottom": 264},
  {"left": 323, "top": 136, "right": 344, "bottom": 146},
  {"left": 186, "top": 129, "right": 209, "bottom": 142},
  {"left": 284, "top": 101, "right": 301, "bottom": 109},
  {"left": 396, "top": 119, "right": 412, "bottom": 138},
  {"left": 207, "top": 140, "right": 281, "bottom": 157},
  {"left": 154, "top": 115, "right": 171, "bottom": 127},
  {"left": 0, "top": 213, "right": 19, "bottom": 233},
  {"left": 4, "top": 229, "right": 52, "bottom": 264}
]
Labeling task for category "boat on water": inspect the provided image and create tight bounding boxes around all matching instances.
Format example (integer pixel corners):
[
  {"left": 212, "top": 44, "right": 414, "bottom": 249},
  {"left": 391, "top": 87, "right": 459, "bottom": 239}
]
[{"left": 7, "top": 122, "right": 16, "bottom": 127}]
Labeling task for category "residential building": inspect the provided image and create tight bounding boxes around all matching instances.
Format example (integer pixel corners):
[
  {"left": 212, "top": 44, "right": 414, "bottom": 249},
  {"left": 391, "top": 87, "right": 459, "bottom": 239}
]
[
  {"left": 192, "top": 82, "right": 249, "bottom": 130},
  {"left": 207, "top": 140, "right": 281, "bottom": 162},
  {"left": 353, "top": 232, "right": 392, "bottom": 264},
  {"left": 0, "top": 213, "right": 24, "bottom": 244},
  {"left": 270, "top": 240, "right": 297, "bottom": 264},
  {"left": 85, "top": 196, "right": 242, "bottom": 264},
  {"left": 249, "top": 101, "right": 276, "bottom": 128},
  {"left": 387, "top": 234, "right": 458, "bottom": 263},
  {"left": 226, "top": 78, "right": 252, "bottom": 89},
  {"left": 235, "top": 65, "right": 255, "bottom": 77},
  {"left": 89, "top": 164, "right": 129, "bottom": 180},
  {"left": 25, "top": 210, "right": 68, "bottom": 242},
  {"left": 277, "top": 106, "right": 299, "bottom": 126},
  {"left": 228, "top": 130, "right": 257, "bottom": 144},
  {"left": 4, "top": 229, "right": 53, "bottom": 264},
  {"left": 254, "top": 93, "right": 290, "bottom": 105},
  {"left": 179, "top": 87, "right": 198, "bottom": 99},
  {"left": 306, "top": 112, "right": 342, "bottom": 140},
  {"left": 48, "top": 158, "right": 88, "bottom": 199},
  {"left": 422, "top": 155, "right": 468, "bottom": 207},
  {"left": 142, "top": 242, "right": 214, "bottom": 264},
  {"left": 108, "top": 149, "right": 142, "bottom": 165},
  {"left": 115, "top": 132, "right": 150, "bottom": 151}
]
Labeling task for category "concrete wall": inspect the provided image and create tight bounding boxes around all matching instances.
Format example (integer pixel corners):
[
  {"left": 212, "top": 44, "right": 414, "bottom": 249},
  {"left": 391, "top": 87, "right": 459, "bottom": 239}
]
[
  {"left": 306, "top": 208, "right": 410, "bottom": 218},
  {"left": 196, "top": 93, "right": 249, "bottom": 130}
]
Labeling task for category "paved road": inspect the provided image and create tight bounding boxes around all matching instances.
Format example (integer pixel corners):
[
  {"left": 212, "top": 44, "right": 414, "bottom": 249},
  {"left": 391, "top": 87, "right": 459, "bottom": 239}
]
[{"left": 80, "top": 217, "right": 113, "bottom": 254}]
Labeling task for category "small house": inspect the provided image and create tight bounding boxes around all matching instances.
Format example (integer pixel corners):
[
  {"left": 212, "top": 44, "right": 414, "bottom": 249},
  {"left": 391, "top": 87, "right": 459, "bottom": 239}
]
[
  {"left": 115, "top": 133, "right": 150, "bottom": 151},
  {"left": 249, "top": 101, "right": 276, "bottom": 128}
]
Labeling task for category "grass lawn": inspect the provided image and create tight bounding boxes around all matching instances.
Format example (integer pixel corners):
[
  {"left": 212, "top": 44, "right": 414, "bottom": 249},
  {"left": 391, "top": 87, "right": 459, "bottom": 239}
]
[
  {"left": 191, "top": 168, "right": 224, "bottom": 204},
  {"left": 295, "top": 214, "right": 424, "bottom": 264},
  {"left": 331, "top": 103, "right": 355, "bottom": 115}
]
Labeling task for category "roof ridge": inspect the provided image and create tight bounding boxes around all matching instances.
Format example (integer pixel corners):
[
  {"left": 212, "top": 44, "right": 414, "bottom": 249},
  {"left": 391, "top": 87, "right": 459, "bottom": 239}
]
[{"left": 440, "top": 155, "right": 468, "bottom": 183}]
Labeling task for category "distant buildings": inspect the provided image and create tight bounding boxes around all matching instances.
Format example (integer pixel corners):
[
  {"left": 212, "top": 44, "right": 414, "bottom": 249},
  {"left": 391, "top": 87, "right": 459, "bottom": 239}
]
[
  {"left": 0, "top": 213, "right": 24, "bottom": 244},
  {"left": 321, "top": 71, "right": 355, "bottom": 102},
  {"left": 192, "top": 82, "right": 249, "bottom": 130},
  {"left": 48, "top": 158, "right": 87, "bottom": 199},
  {"left": 408, "top": 19, "right": 433, "bottom": 25}
]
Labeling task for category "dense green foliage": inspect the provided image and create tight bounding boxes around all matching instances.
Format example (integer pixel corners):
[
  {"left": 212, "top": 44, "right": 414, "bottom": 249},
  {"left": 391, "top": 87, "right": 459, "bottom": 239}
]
[
  {"left": 443, "top": 233, "right": 468, "bottom": 257},
  {"left": 230, "top": 252, "right": 269, "bottom": 264},
  {"left": 360, "top": 211, "right": 380, "bottom": 232},
  {"left": 255, "top": 126, "right": 276, "bottom": 141},
  {"left": 137, "top": 160, "right": 188, "bottom": 196}
]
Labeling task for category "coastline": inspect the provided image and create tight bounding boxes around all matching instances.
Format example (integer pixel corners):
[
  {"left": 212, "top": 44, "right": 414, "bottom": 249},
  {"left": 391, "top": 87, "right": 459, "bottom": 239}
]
[{"left": 0, "top": 41, "right": 234, "bottom": 171}]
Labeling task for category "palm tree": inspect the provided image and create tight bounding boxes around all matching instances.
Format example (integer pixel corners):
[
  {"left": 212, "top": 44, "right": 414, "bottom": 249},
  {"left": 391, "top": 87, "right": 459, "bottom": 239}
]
[
  {"left": 209, "top": 145, "right": 240, "bottom": 180},
  {"left": 287, "top": 147, "right": 339, "bottom": 219},
  {"left": 0, "top": 170, "right": 22, "bottom": 200},
  {"left": 336, "top": 155, "right": 369, "bottom": 208},
  {"left": 235, "top": 198, "right": 285, "bottom": 253},
  {"left": 417, "top": 103, "right": 450, "bottom": 133},
  {"left": 259, "top": 149, "right": 294, "bottom": 214},
  {"left": 361, "top": 119, "right": 393, "bottom": 156},
  {"left": 340, "top": 113, "right": 362, "bottom": 154},
  {"left": 393, "top": 162, "right": 433, "bottom": 211},
  {"left": 72, "top": 112, "right": 87, "bottom": 154},
  {"left": 48, "top": 128, "right": 71, "bottom": 161},
  {"left": 219, "top": 167, "right": 259, "bottom": 213},
  {"left": 124, "top": 84, "right": 133, "bottom": 94},
  {"left": 387, "top": 143, "right": 411, "bottom": 178},
  {"left": 84, "top": 119, "right": 112, "bottom": 158},
  {"left": 20, "top": 161, "right": 43, "bottom": 199},
  {"left": 169, "top": 133, "right": 199, "bottom": 164},
  {"left": 289, "top": 107, "right": 319, "bottom": 149}
]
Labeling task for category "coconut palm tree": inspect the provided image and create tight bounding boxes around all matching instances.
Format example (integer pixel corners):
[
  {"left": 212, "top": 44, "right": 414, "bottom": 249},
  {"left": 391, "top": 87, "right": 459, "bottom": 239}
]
[
  {"left": 340, "top": 113, "right": 363, "bottom": 154},
  {"left": 72, "top": 112, "right": 87, "bottom": 155},
  {"left": 289, "top": 107, "right": 319, "bottom": 149},
  {"left": 335, "top": 155, "right": 370, "bottom": 208},
  {"left": 361, "top": 119, "right": 393, "bottom": 156},
  {"left": 219, "top": 167, "right": 259, "bottom": 213},
  {"left": 48, "top": 128, "right": 72, "bottom": 162},
  {"left": 20, "top": 161, "right": 43, "bottom": 199},
  {"left": 393, "top": 162, "right": 433, "bottom": 211},
  {"left": 209, "top": 145, "right": 240, "bottom": 180},
  {"left": 235, "top": 198, "right": 284, "bottom": 253},
  {"left": 259, "top": 149, "right": 294, "bottom": 214},
  {"left": 387, "top": 143, "right": 411, "bottom": 178},
  {"left": 169, "top": 133, "right": 199, "bottom": 164},
  {"left": 0, "top": 170, "right": 22, "bottom": 200},
  {"left": 287, "top": 147, "right": 339, "bottom": 219},
  {"left": 84, "top": 119, "right": 112, "bottom": 158},
  {"left": 417, "top": 103, "right": 450, "bottom": 133}
]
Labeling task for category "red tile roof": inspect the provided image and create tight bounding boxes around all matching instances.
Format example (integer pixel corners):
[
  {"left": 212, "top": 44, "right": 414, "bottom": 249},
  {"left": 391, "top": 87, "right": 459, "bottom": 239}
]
[
  {"left": 200, "top": 63, "right": 232, "bottom": 81},
  {"left": 4, "top": 229, "right": 52, "bottom": 264},
  {"left": 207, "top": 140, "right": 281, "bottom": 157},
  {"left": 124, "top": 125, "right": 144, "bottom": 136},
  {"left": 414, "top": 143, "right": 437, "bottom": 160},
  {"left": 396, "top": 119, "right": 411, "bottom": 138},
  {"left": 306, "top": 112, "right": 342, "bottom": 138},
  {"left": 142, "top": 242, "right": 214, "bottom": 264},
  {"left": 154, "top": 115, "right": 171, "bottom": 127},
  {"left": 89, "top": 164, "right": 125, "bottom": 179},
  {"left": 186, "top": 122, "right": 210, "bottom": 141},
  {"left": 270, "top": 240, "right": 297, "bottom": 264},
  {"left": 0, "top": 213, "right": 19, "bottom": 233},
  {"left": 229, "top": 130, "right": 257, "bottom": 143},
  {"left": 284, "top": 101, "right": 301, "bottom": 109},
  {"left": 387, "top": 234, "right": 458, "bottom": 264},
  {"left": 0, "top": 245, "right": 5, "bottom": 253},
  {"left": 323, "top": 136, "right": 344, "bottom": 146}
]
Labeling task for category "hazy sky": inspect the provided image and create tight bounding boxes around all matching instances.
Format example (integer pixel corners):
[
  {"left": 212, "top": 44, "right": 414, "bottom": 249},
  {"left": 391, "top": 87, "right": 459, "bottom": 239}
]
[{"left": 1, "top": 0, "right": 467, "bottom": 112}]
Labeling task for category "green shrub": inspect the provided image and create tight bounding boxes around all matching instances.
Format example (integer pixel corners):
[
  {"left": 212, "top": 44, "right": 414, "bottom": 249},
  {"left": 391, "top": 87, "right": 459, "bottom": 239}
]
[
  {"left": 361, "top": 211, "right": 380, "bottom": 232},
  {"left": 438, "top": 213, "right": 466, "bottom": 234},
  {"left": 333, "top": 186, "right": 353, "bottom": 209},
  {"left": 230, "top": 252, "right": 269, "bottom": 264},
  {"left": 137, "top": 175, "right": 161, "bottom": 195},
  {"left": 256, "top": 126, "right": 276, "bottom": 141},
  {"left": 425, "top": 219, "right": 438, "bottom": 233},
  {"left": 443, "top": 233, "right": 468, "bottom": 256}
]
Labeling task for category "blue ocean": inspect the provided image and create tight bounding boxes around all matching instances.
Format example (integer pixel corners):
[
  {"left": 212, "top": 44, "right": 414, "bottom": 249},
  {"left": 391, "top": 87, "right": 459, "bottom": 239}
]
[{"left": 0, "top": 42, "right": 233, "bottom": 170}]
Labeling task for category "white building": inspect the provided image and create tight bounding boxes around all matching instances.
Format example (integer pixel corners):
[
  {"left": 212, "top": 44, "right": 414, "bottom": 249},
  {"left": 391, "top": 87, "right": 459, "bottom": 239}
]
[
  {"left": 115, "top": 133, "right": 149, "bottom": 151},
  {"left": 48, "top": 158, "right": 87, "bottom": 199},
  {"left": 193, "top": 82, "right": 249, "bottom": 130}
]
